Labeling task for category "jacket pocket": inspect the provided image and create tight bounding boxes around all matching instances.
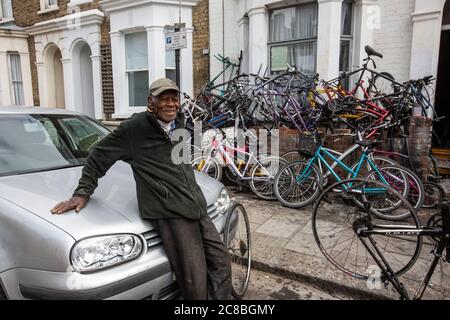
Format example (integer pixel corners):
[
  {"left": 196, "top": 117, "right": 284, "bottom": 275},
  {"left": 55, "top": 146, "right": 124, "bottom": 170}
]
[{"left": 155, "top": 181, "right": 168, "bottom": 199}]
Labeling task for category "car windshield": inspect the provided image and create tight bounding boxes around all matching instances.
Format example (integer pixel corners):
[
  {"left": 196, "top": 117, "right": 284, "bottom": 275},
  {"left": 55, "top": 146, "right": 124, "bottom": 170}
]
[{"left": 0, "top": 114, "right": 111, "bottom": 176}]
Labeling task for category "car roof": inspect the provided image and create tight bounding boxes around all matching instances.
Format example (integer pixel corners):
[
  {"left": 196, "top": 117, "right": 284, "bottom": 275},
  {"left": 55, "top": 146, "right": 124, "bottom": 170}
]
[{"left": 0, "top": 106, "right": 81, "bottom": 116}]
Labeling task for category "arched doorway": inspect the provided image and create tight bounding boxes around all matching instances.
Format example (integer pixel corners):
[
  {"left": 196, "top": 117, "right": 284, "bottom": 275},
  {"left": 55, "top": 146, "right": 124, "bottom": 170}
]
[
  {"left": 434, "top": 0, "right": 450, "bottom": 146},
  {"left": 44, "top": 45, "right": 65, "bottom": 109},
  {"left": 73, "top": 41, "right": 95, "bottom": 118}
]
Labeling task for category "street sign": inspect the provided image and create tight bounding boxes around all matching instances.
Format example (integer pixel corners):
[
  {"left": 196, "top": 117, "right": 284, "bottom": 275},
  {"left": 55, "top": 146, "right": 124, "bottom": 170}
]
[{"left": 165, "top": 30, "right": 187, "bottom": 51}]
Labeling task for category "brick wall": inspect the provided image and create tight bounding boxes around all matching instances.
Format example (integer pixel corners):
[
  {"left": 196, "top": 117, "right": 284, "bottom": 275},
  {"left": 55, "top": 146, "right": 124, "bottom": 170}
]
[
  {"left": 408, "top": 116, "right": 433, "bottom": 181},
  {"left": 192, "top": 0, "right": 210, "bottom": 96},
  {"left": 373, "top": 0, "right": 415, "bottom": 82},
  {"left": 12, "top": 0, "right": 101, "bottom": 27}
]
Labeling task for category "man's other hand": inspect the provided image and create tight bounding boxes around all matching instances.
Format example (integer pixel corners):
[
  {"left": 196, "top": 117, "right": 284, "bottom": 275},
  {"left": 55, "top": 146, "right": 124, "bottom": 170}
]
[{"left": 51, "top": 197, "right": 88, "bottom": 215}]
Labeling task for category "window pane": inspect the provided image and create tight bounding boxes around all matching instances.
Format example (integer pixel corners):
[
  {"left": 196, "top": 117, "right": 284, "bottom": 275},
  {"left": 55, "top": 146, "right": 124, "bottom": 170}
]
[
  {"left": 48, "top": 0, "right": 57, "bottom": 6},
  {"left": 58, "top": 117, "right": 109, "bottom": 154},
  {"left": 339, "top": 40, "right": 351, "bottom": 72},
  {"left": 1, "top": 0, "right": 12, "bottom": 18},
  {"left": 9, "top": 53, "right": 25, "bottom": 105},
  {"left": 125, "top": 32, "right": 148, "bottom": 70},
  {"left": 128, "top": 71, "right": 149, "bottom": 107},
  {"left": 271, "top": 42, "right": 316, "bottom": 75},
  {"left": 271, "top": 46, "right": 289, "bottom": 72},
  {"left": 270, "top": 4, "right": 318, "bottom": 42},
  {"left": 341, "top": 1, "right": 353, "bottom": 36},
  {"left": 166, "top": 69, "right": 177, "bottom": 83},
  {"left": 166, "top": 49, "right": 175, "bottom": 69}
]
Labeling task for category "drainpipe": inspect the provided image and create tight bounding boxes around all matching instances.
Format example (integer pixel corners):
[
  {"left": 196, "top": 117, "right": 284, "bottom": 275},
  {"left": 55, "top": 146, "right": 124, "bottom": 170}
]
[{"left": 222, "top": 0, "right": 225, "bottom": 84}]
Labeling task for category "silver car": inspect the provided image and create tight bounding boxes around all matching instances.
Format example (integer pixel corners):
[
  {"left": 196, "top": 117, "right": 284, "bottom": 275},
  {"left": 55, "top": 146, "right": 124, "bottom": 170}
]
[{"left": 0, "top": 107, "right": 241, "bottom": 300}]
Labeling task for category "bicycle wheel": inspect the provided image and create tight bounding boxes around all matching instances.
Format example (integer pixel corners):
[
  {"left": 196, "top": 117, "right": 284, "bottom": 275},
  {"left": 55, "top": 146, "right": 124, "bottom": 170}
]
[
  {"left": 365, "top": 165, "right": 424, "bottom": 219},
  {"left": 191, "top": 155, "right": 223, "bottom": 181},
  {"left": 273, "top": 160, "right": 322, "bottom": 208},
  {"left": 249, "top": 157, "right": 287, "bottom": 200},
  {"left": 312, "top": 178, "right": 422, "bottom": 280},
  {"left": 224, "top": 204, "right": 251, "bottom": 299},
  {"left": 368, "top": 72, "right": 396, "bottom": 97},
  {"left": 422, "top": 181, "right": 445, "bottom": 209},
  {"left": 280, "top": 150, "right": 306, "bottom": 163}
]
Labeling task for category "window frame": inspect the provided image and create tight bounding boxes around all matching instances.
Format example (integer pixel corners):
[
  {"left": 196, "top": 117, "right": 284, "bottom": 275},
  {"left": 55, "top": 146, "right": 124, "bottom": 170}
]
[
  {"left": 38, "top": 0, "right": 59, "bottom": 15},
  {"left": 8, "top": 52, "right": 25, "bottom": 106},
  {"left": 124, "top": 30, "right": 149, "bottom": 108},
  {"left": 267, "top": 2, "right": 318, "bottom": 75},
  {"left": 339, "top": 0, "right": 355, "bottom": 88}
]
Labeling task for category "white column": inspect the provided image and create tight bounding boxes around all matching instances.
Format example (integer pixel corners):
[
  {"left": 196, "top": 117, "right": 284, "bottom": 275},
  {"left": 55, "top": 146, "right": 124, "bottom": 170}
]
[
  {"left": 91, "top": 55, "right": 103, "bottom": 120},
  {"left": 19, "top": 52, "right": 34, "bottom": 106},
  {"left": 35, "top": 62, "right": 47, "bottom": 108},
  {"left": 317, "top": 0, "right": 343, "bottom": 80},
  {"left": 110, "top": 31, "right": 127, "bottom": 118},
  {"left": 237, "top": 16, "right": 249, "bottom": 75},
  {"left": 180, "top": 27, "right": 194, "bottom": 96},
  {"left": 410, "top": 11, "right": 442, "bottom": 80},
  {"left": 61, "top": 58, "right": 74, "bottom": 111},
  {"left": 354, "top": 0, "right": 378, "bottom": 67},
  {"left": 0, "top": 52, "right": 11, "bottom": 106},
  {"left": 146, "top": 26, "right": 166, "bottom": 85},
  {"left": 248, "top": 7, "right": 268, "bottom": 75}
]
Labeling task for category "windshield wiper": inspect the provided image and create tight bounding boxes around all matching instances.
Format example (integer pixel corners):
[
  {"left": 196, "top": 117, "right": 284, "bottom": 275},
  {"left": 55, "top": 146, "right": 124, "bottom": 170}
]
[{"left": 0, "top": 163, "right": 84, "bottom": 177}]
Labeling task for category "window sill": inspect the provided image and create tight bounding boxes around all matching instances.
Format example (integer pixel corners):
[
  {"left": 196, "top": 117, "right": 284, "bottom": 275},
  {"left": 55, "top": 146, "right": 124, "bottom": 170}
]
[
  {"left": 112, "top": 108, "right": 147, "bottom": 119},
  {"left": 38, "top": 6, "right": 59, "bottom": 15},
  {"left": 0, "top": 18, "right": 14, "bottom": 24},
  {"left": 68, "top": 0, "right": 92, "bottom": 6}
]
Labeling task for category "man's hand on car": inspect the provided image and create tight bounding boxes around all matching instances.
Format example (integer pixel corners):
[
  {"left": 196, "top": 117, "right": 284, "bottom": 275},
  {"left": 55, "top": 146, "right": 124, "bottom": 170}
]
[{"left": 51, "top": 197, "right": 88, "bottom": 214}]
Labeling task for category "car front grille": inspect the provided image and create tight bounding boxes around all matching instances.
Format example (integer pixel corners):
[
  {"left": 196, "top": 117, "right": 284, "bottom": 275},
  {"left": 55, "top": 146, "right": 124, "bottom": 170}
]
[{"left": 141, "top": 203, "right": 218, "bottom": 249}]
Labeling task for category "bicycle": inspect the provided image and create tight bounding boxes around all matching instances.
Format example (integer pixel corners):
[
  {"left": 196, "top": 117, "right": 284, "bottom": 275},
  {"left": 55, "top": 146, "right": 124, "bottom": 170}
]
[
  {"left": 312, "top": 178, "right": 450, "bottom": 300},
  {"left": 223, "top": 203, "right": 252, "bottom": 299},
  {"left": 191, "top": 127, "right": 287, "bottom": 200},
  {"left": 274, "top": 133, "right": 424, "bottom": 215}
]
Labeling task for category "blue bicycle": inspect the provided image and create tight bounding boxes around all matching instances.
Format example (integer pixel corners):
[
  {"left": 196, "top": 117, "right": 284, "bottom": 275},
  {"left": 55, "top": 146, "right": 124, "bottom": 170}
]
[{"left": 273, "top": 133, "right": 424, "bottom": 220}]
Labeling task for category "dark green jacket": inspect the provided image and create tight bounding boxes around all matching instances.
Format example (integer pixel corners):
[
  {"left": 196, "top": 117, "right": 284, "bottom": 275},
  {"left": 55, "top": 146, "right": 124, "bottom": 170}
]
[{"left": 73, "top": 111, "right": 207, "bottom": 220}]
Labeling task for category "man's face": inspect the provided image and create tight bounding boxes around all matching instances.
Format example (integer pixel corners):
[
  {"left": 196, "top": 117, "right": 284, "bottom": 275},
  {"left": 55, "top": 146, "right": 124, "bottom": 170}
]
[{"left": 149, "top": 90, "right": 180, "bottom": 123}]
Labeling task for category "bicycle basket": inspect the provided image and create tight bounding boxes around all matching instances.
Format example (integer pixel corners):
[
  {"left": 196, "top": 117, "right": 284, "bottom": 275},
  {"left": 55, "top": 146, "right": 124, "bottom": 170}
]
[{"left": 298, "top": 134, "right": 319, "bottom": 155}]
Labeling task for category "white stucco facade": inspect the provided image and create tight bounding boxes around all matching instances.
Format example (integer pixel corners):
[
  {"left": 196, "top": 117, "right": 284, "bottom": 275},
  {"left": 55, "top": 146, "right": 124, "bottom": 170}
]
[
  {"left": 209, "top": 0, "right": 449, "bottom": 94},
  {"left": 27, "top": 9, "right": 105, "bottom": 119},
  {"left": 101, "top": 0, "right": 197, "bottom": 119},
  {"left": 0, "top": 29, "right": 34, "bottom": 107}
]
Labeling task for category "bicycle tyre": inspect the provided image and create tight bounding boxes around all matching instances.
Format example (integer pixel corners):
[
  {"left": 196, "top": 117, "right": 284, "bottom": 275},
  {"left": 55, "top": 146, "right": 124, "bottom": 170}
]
[
  {"left": 191, "top": 155, "right": 223, "bottom": 181},
  {"left": 312, "top": 178, "right": 422, "bottom": 280},
  {"left": 365, "top": 165, "right": 424, "bottom": 219},
  {"left": 368, "top": 72, "right": 396, "bottom": 97},
  {"left": 249, "top": 157, "right": 287, "bottom": 200},
  {"left": 273, "top": 160, "right": 322, "bottom": 208},
  {"left": 224, "top": 204, "right": 252, "bottom": 299}
]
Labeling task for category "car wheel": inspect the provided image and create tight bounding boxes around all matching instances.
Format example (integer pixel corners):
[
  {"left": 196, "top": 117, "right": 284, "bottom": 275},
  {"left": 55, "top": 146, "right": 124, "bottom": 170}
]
[{"left": 0, "top": 284, "right": 7, "bottom": 300}]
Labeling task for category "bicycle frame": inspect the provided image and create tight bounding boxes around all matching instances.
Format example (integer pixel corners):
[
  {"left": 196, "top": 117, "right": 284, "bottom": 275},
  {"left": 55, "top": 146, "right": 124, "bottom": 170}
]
[
  {"left": 204, "top": 137, "right": 268, "bottom": 181},
  {"left": 356, "top": 201, "right": 450, "bottom": 300},
  {"left": 299, "top": 143, "right": 387, "bottom": 186}
]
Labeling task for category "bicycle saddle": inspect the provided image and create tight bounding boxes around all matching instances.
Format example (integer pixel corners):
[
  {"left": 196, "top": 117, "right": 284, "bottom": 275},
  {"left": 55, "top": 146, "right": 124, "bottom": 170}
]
[
  {"left": 355, "top": 139, "right": 381, "bottom": 148},
  {"left": 364, "top": 45, "right": 383, "bottom": 59}
]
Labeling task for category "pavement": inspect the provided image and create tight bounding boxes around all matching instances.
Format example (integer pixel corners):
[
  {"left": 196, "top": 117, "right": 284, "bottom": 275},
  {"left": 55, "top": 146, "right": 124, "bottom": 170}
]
[{"left": 228, "top": 181, "right": 450, "bottom": 300}]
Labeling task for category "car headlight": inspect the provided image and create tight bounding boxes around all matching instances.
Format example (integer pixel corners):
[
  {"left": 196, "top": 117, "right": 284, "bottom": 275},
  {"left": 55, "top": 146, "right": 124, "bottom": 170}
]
[
  {"left": 215, "top": 189, "right": 231, "bottom": 215},
  {"left": 71, "top": 234, "right": 143, "bottom": 273}
]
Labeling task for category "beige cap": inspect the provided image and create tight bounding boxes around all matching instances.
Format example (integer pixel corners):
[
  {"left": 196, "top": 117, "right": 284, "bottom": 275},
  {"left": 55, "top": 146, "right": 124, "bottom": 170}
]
[{"left": 149, "top": 78, "right": 180, "bottom": 97}]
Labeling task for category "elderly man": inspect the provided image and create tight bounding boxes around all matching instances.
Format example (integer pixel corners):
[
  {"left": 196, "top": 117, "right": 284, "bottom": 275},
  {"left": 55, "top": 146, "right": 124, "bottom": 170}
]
[{"left": 51, "top": 78, "right": 232, "bottom": 300}]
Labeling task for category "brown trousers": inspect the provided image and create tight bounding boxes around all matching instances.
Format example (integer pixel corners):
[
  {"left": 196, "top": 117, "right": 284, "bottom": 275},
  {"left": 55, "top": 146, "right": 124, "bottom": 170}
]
[{"left": 152, "top": 214, "right": 232, "bottom": 300}]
